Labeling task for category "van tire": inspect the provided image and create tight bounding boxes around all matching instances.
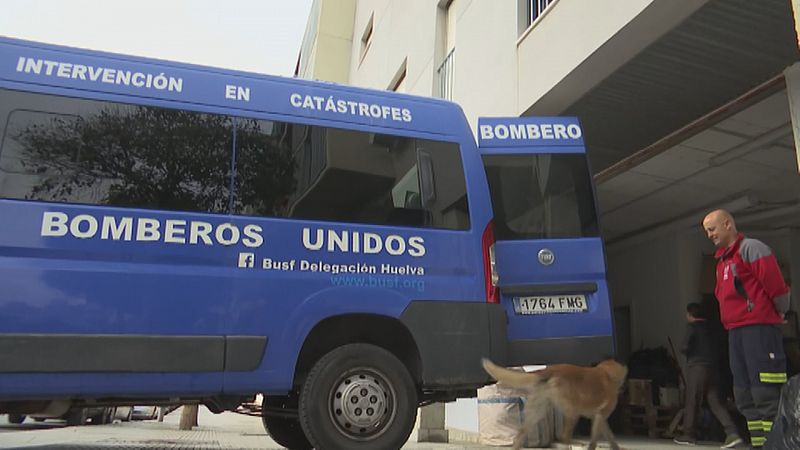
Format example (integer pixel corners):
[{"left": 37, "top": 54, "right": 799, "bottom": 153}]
[
  {"left": 262, "top": 415, "right": 312, "bottom": 450},
  {"left": 8, "top": 414, "right": 25, "bottom": 424},
  {"left": 298, "top": 343, "right": 417, "bottom": 450}
]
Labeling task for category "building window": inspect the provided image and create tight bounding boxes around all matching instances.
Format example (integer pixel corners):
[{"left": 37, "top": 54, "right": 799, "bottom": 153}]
[
  {"left": 526, "top": 0, "right": 557, "bottom": 27},
  {"left": 389, "top": 58, "right": 407, "bottom": 93},
  {"left": 436, "top": 0, "right": 457, "bottom": 100},
  {"left": 359, "top": 13, "right": 374, "bottom": 63},
  {"left": 436, "top": 48, "right": 455, "bottom": 100}
]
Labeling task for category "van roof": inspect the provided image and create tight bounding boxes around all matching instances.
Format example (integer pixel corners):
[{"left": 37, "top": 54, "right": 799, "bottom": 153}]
[{"left": 0, "top": 36, "right": 470, "bottom": 139}]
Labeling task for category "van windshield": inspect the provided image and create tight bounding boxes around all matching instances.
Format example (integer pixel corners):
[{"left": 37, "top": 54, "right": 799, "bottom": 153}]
[{"left": 482, "top": 153, "right": 599, "bottom": 240}]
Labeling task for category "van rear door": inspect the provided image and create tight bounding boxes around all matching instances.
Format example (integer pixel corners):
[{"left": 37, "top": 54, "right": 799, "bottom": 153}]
[{"left": 478, "top": 117, "right": 614, "bottom": 366}]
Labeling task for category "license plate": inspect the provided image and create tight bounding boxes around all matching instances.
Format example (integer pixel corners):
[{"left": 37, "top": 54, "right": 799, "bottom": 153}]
[{"left": 512, "top": 295, "right": 588, "bottom": 315}]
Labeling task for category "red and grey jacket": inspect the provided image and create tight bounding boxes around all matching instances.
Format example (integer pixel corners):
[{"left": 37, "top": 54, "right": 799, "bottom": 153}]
[{"left": 715, "top": 233, "right": 790, "bottom": 330}]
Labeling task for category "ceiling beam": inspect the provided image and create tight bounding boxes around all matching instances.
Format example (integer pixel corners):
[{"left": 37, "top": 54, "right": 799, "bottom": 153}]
[{"left": 595, "top": 74, "right": 786, "bottom": 184}]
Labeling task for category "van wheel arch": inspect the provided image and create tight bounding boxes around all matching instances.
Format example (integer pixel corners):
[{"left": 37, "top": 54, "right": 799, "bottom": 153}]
[{"left": 293, "top": 314, "right": 422, "bottom": 390}]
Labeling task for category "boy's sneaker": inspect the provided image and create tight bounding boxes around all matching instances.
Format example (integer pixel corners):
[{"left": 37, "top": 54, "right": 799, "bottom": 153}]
[
  {"left": 674, "top": 435, "right": 697, "bottom": 446},
  {"left": 720, "top": 434, "right": 744, "bottom": 448}
]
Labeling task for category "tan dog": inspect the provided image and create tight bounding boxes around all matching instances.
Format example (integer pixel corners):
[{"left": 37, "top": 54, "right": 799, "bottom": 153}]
[{"left": 482, "top": 358, "right": 627, "bottom": 450}]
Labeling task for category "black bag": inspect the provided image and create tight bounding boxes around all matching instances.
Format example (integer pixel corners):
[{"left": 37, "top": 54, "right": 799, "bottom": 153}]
[{"left": 765, "top": 374, "right": 800, "bottom": 449}]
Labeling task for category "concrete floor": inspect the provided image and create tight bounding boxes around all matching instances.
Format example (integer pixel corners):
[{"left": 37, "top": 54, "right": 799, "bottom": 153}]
[{"left": 0, "top": 408, "right": 731, "bottom": 449}]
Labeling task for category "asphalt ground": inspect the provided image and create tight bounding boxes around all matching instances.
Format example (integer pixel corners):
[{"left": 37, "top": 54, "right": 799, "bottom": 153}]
[{"left": 0, "top": 407, "right": 728, "bottom": 449}]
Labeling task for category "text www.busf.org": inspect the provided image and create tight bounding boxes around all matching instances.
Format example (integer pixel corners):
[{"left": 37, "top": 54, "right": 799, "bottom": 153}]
[{"left": 330, "top": 275, "right": 425, "bottom": 293}]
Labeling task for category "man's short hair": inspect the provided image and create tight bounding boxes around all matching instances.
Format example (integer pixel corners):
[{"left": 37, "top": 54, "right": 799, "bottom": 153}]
[{"left": 686, "top": 302, "right": 706, "bottom": 319}]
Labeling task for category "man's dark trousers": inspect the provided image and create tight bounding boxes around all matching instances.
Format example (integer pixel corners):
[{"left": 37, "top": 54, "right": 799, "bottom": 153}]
[
  {"left": 729, "top": 325, "right": 787, "bottom": 447},
  {"left": 682, "top": 363, "right": 739, "bottom": 439}
]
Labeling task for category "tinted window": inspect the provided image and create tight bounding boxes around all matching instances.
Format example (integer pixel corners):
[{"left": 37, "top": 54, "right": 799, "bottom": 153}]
[
  {"left": 0, "top": 89, "right": 232, "bottom": 213},
  {"left": 231, "top": 118, "right": 297, "bottom": 217},
  {"left": 482, "top": 153, "right": 598, "bottom": 239},
  {"left": 0, "top": 88, "right": 470, "bottom": 230},
  {"left": 234, "top": 120, "right": 470, "bottom": 230}
]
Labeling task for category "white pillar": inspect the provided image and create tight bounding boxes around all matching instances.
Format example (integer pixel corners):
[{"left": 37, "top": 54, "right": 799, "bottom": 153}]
[
  {"left": 791, "top": 0, "right": 800, "bottom": 48},
  {"left": 790, "top": 229, "right": 800, "bottom": 313},
  {"left": 784, "top": 63, "right": 800, "bottom": 173},
  {"left": 417, "top": 403, "right": 449, "bottom": 443},
  {"left": 785, "top": 61, "right": 800, "bottom": 312},
  {"left": 791, "top": 0, "right": 800, "bottom": 315}
]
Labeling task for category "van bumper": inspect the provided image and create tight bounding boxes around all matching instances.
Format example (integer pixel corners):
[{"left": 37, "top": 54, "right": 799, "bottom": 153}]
[
  {"left": 507, "top": 335, "right": 615, "bottom": 367},
  {"left": 400, "top": 301, "right": 507, "bottom": 389},
  {"left": 400, "top": 301, "right": 615, "bottom": 390}
]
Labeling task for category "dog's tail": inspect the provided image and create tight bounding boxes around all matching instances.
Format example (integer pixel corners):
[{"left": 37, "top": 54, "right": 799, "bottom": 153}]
[
  {"left": 482, "top": 358, "right": 542, "bottom": 390},
  {"left": 482, "top": 358, "right": 551, "bottom": 427}
]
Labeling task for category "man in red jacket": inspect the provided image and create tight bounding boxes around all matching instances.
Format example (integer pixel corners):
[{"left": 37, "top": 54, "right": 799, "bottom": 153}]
[{"left": 702, "top": 209, "right": 791, "bottom": 448}]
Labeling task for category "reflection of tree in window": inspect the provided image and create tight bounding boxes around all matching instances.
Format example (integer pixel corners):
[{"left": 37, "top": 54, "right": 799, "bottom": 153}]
[
  {"left": 2, "top": 91, "right": 467, "bottom": 230},
  {"left": 12, "top": 106, "right": 231, "bottom": 212},
  {"left": 233, "top": 119, "right": 297, "bottom": 217},
  {"left": 9, "top": 105, "right": 295, "bottom": 216}
]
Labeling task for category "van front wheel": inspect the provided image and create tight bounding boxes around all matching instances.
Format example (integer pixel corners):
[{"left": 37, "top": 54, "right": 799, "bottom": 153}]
[
  {"left": 299, "top": 343, "right": 417, "bottom": 450},
  {"left": 262, "top": 415, "right": 312, "bottom": 450}
]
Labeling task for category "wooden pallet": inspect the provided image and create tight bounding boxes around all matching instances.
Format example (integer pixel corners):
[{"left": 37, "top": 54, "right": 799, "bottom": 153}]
[{"left": 621, "top": 403, "right": 677, "bottom": 438}]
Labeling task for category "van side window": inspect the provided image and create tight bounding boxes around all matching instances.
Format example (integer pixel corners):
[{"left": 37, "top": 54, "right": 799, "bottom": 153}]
[
  {"left": 234, "top": 120, "right": 470, "bottom": 230},
  {"left": 416, "top": 139, "right": 470, "bottom": 230},
  {"left": 0, "top": 88, "right": 470, "bottom": 230},
  {"left": 0, "top": 89, "right": 232, "bottom": 214}
]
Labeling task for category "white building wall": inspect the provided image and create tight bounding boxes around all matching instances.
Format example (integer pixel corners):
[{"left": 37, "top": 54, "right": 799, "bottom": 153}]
[
  {"left": 297, "top": 1, "right": 322, "bottom": 80},
  {"left": 298, "top": 0, "right": 355, "bottom": 83},
  {"left": 450, "top": 1, "right": 518, "bottom": 133},
  {"left": 607, "top": 233, "right": 689, "bottom": 354},
  {"left": 344, "top": 1, "right": 518, "bottom": 130},
  {"left": 349, "top": 1, "right": 439, "bottom": 95}
]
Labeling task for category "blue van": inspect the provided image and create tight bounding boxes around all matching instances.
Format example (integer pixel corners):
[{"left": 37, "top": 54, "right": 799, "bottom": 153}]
[{"left": 0, "top": 37, "right": 613, "bottom": 449}]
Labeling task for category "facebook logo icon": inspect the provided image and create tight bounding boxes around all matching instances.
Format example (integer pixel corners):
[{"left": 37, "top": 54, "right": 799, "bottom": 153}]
[{"left": 238, "top": 253, "right": 255, "bottom": 268}]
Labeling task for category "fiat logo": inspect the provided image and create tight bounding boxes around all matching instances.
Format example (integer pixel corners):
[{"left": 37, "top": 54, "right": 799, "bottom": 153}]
[{"left": 538, "top": 249, "right": 555, "bottom": 266}]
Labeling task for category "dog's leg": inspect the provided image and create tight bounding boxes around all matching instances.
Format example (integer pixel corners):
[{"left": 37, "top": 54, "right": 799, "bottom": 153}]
[
  {"left": 512, "top": 401, "right": 541, "bottom": 450},
  {"left": 512, "top": 425, "right": 528, "bottom": 450},
  {"left": 587, "top": 413, "right": 605, "bottom": 450},
  {"left": 558, "top": 413, "right": 578, "bottom": 445},
  {"left": 587, "top": 414, "right": 621, "bottom": 450},
  {"left": 600, "top": 417, "right": 620, "bottom": 450}
]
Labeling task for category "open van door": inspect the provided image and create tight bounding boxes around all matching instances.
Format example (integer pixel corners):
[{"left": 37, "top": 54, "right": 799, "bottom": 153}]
[{"left": 478, "top": 117, "right": 614, "bottom": 366}]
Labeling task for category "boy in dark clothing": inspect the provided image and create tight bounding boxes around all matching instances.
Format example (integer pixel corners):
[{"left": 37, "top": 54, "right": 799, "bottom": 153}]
[{"left": 674, "top": 303, "right": 744, "bottom": 448}]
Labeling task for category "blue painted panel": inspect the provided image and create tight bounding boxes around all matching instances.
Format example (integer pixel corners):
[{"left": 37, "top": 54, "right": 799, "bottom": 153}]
[{"left": 494, "top": 238, "right": 614, "bottom": 340}]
